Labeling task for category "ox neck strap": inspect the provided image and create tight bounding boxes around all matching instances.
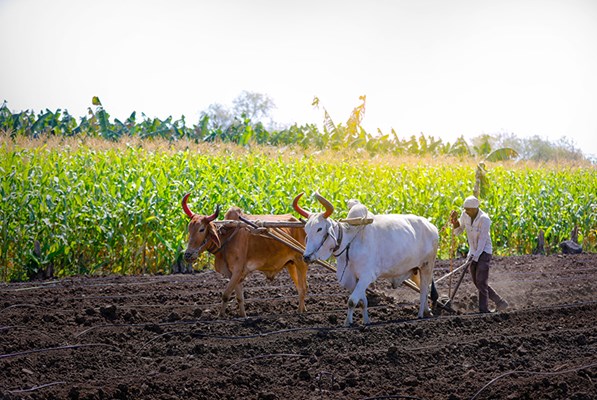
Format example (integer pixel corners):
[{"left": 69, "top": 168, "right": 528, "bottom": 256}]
[
  {"left": 333, "top": 223, "right": 351, "bottom": 283},
  {"left": 334, "top": 223, "right": 367, "bottom": 282},
  {"left": 338, "top": 244, "right": 350, "bottom": 283},
  {"left": 333, "top": 222, "right": 358, "bottom": 258},
  {"left": 332, "top": 223, "right": 344, "bottom": 254},
  {"left": 211, "top": 225, "right": 241, "bottom": 254}
]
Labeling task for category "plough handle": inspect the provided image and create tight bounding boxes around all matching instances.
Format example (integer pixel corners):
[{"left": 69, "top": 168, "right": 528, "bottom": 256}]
[
  {"left": 435, "top": 258, "right": 472, "bottom": 283},
  {"left": 448, "top": 259, "right": 471, "bottom": 303}
]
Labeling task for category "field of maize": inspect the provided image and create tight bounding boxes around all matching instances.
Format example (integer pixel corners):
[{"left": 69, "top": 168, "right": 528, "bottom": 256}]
[{"left": 1, "top": 136, "right": 596, "bottom": 282}]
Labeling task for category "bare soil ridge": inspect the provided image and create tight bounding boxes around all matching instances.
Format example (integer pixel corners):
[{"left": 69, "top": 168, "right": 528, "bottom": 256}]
[{"left": 1, "top": 253, "right": 596, "bottom": 399}]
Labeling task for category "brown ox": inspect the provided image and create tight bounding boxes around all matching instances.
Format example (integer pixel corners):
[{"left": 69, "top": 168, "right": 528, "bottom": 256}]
[{"left": 182, "top": 194, "right": 308, "bottom": 317}]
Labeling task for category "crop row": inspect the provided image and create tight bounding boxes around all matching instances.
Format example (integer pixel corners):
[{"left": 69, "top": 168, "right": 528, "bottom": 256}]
[{"left": 1, "top": 140, "right": 595, "bottom": 281}]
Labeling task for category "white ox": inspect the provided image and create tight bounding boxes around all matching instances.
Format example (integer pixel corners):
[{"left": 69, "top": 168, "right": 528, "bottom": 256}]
[{"left": 293, "top": 192, "right": 439, "bottom": 326}]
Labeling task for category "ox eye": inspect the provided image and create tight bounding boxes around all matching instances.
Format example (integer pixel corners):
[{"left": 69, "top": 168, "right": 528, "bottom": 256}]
[
  {"left": 199, "top": 227, "right": 205, "bottom": 232},
  {"left": 317, "top": 227, "right": 322, "bottom": 232}
]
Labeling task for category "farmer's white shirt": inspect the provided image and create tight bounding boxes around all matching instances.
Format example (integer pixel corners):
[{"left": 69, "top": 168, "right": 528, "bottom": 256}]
[{"left": 453, "top": 209, "right": 493, "bottom": 262}]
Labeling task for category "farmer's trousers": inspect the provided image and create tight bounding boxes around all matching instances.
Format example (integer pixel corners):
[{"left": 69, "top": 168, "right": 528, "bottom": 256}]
[{"left": 470, "top": 252, "right": 503, "bottom": 313}]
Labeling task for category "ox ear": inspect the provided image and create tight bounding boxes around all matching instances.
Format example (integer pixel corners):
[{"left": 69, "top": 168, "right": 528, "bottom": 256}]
[
  {"left": 182, "top": 193, "right": 195, "bottom": 218},
  {"left": 314, "top": 191, "right": 334, "bottom": 219},
  {"left": 327, "top": 224, "right": 337, "bottom": 243},
  {"left": 292, "top": 192, "right": 311, "bottom": 218},
  {"left": 208, "top": 223, "right": 221, "bottom": 249}
]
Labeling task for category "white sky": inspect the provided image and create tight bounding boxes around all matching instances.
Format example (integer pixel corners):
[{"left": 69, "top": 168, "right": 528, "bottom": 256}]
[{"left": 1, "top": 0, "right": 597, "bottom": 158}]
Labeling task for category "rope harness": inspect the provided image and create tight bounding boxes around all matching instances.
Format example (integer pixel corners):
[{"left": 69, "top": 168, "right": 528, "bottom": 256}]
[
  {"left": 332, "top": 222, "right": 366, "bottom": 283},
  {"left": 209, "top": 224, "right": 243, "bottom": 254},
  {"left": 308, "top": 225, "right": 333, "bottom": 258}
]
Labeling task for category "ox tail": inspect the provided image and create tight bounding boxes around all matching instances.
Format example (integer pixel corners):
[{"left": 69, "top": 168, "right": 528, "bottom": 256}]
[{"left": 430, "top": 279, "right": 439, "bottom": 305}]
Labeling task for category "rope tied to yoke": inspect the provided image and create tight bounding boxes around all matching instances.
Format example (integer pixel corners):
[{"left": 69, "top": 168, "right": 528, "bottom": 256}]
[
  {"left": 334, "top": 222, "right": 368, "bottom": 283},
  {"left": 210, "top": 223, "right": 243, "bottom": 254}
]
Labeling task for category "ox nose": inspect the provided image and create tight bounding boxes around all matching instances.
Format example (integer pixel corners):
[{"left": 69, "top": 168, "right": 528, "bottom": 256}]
[{"left": 303, "top": 254, "right": 313, "bottom": 263}]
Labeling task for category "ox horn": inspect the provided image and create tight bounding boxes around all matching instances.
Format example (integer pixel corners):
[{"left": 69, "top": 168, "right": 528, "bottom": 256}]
[
  {"left": 314, "top": 191, "right": 334, "bottom": 219},
  {"left": 182, "top": 193, "right": 195, "bottom": 218},
  {"left": 205, "top": 204, "right": 220, "bottom": 222},
  {"left": 292, "top": 192, "right": 311, "bottom": 218}
]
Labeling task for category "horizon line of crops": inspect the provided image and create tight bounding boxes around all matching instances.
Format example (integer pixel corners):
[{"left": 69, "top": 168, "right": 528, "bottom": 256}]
[
  {"left": 2, "top": 97, "right": 590, "bottom": 163},
  {"left": 0, "top": 97, "right": 470, "bottom": 156},
  {"left": 1, "top": 138, "right": 596, "bottom": 282}
]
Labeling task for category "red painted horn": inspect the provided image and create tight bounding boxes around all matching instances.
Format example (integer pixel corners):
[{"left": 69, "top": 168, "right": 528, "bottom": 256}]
[
  {"left": 182, "top": 193, "right": 194, "bottom": 218},
  {"left": 314, "top": 191, "right": 334, "bottom": 219},
  {"left": 292, "top": 192, "right": 310, "bottom": 218}
]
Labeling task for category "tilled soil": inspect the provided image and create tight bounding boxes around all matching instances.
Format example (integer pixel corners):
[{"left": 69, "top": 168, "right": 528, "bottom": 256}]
[{"left": 1, "top": 253, "right": 596, "bottom": 400}]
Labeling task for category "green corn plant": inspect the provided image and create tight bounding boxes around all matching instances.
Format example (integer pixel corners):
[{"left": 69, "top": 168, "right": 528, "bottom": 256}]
[{"left": 1, "top": 135, "right": 595, "bottom": 281}]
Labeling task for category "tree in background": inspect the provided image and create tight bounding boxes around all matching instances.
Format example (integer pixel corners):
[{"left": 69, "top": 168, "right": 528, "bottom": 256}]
[
  {"left": 201, "top": 103, "right": 232, "bottom": 130},
  {"left": 491, "top": 132, "right": 585, "bottom": 163},
  {"left": 232, "top": 91, "right": 276, "bottom": 126},
  {"left": 200, "top": 91, "right": 276, "bottom": 130}
]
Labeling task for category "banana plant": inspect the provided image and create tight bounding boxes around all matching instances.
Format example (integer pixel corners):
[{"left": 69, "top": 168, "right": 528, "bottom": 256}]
[{"left": 474, "top": 147, "right": 520, "bottom": 198}]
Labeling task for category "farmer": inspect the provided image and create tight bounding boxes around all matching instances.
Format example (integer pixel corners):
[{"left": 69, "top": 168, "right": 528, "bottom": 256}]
[{"left": 450, "top": 195, "right": 509, "bottom": 313}]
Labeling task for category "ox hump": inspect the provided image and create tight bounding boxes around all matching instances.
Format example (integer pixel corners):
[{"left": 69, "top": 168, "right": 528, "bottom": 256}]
[
  {"left": 346, "top": 201, "right": 374, "bottom": 220},
  {"left": 224, "top": 206, "right": 243, "bottom": 220}
]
